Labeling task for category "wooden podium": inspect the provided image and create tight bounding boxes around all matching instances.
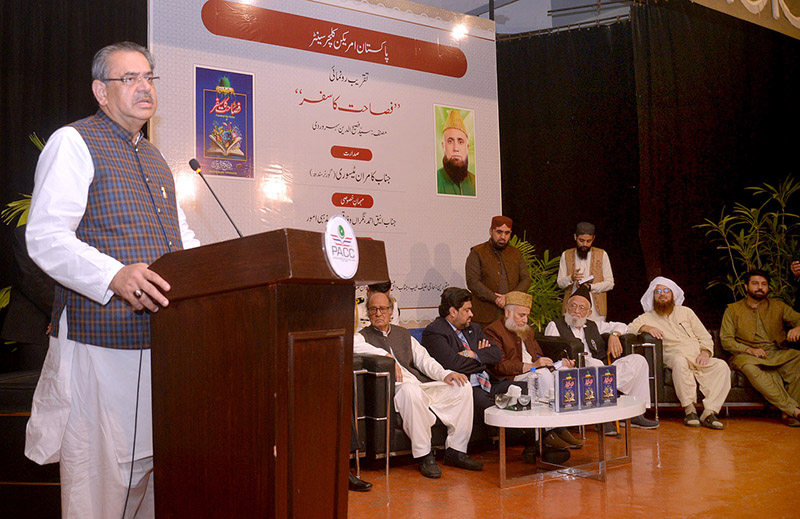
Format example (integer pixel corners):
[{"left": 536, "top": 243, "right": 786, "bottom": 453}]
[{"left": 149, "top": 229, "right": 388, "bottom": 519}]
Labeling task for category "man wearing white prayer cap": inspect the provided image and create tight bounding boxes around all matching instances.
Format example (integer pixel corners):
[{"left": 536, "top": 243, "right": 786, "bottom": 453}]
[
  {"left": 545, "top": 284, "right": 658, "bottom": 433},
  {"left": 628, "top": 277, "right": 731, "bottom": 429}
]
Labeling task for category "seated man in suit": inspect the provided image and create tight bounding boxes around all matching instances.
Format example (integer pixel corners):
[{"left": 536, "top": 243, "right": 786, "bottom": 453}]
[
  {"left": 354, "top": 292, "right": 480, "bottom": 478},
  {"left": 421, "top": 287, "right": 570, "bottom": 464},
  {"left": 628, "top": 277, "right": 730, "bottom": 429},
  {"left": 544, "top": 284, "right": 658, "bottom": 433},
  {"left": 483, "top": 291, "right": 583, "bottom": 450}
]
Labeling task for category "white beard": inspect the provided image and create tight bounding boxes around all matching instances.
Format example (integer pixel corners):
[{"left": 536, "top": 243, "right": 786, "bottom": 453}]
[
  {"left": 505, "top": 316, "right": 531, "bottom": 337},
  {"left": 564, "top": 313, "right": 587, "bottom": 329}
]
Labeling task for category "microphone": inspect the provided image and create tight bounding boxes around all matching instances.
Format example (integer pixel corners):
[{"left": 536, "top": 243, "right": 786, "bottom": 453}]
[{"left": 189, "top": 158, "right": 243, "bottom": 238}]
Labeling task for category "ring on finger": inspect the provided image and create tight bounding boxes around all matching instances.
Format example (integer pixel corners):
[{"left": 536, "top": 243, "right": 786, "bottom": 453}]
[{"left": 134, "top": 289, "right": 143, "bottom": 298}]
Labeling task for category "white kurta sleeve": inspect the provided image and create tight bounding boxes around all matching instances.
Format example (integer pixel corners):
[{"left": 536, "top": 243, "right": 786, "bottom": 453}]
[
  {"left": 596, "top": 320, "right": 627, "bottom": 335},
  {"left": 177, "top": 203, "right": 200, "bottom": 249},
  {"left": 409, "top": 336, "right": 452, "bottom": 382},
  {"left": 26, "top": 127, "right": 123, "bottom": 305},
  {"left": 353, "top": 333, "right": 392, "bottom": 357},
  {"left": 556, "top": 252, "right": 572, "bottom": 289}
]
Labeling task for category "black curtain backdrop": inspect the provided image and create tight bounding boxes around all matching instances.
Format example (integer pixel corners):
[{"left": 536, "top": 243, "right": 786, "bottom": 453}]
[
  {"left": 632, "top": 0, "right": 800, "bottom": 325},
  {"left": 497, "top": 21, "right": 646, "bottom": 323},
  {"left": 0, "top": 0, "right": 147, "bottom": 312},
  {"left": 497, "top": 0, "right": 800, "bottom": 326}
]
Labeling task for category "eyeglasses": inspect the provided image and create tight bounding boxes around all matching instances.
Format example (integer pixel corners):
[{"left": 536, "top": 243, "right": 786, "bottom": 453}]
[
  {"left": 368, "top": 306, "right": 391, "bottom": 315},
  {"left": 101, "top": 75, "right": 159, "bottom": 86},
  {"left": 567, "top": 303, "right": 589, "bottom": 312},
  {"left": 655, "top": 288, "right": 672, "bottom": 294}
]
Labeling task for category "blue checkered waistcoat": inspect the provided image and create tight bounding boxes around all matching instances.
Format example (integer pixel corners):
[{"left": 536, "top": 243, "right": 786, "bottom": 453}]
[{"left": 50, "top": 110, "right": 184, "bottom": 349}]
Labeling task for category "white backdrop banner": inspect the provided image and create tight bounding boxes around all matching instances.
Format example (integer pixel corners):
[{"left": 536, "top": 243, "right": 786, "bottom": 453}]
[{"left": 150, "top": 0, "right": 502, "bottom": 322}]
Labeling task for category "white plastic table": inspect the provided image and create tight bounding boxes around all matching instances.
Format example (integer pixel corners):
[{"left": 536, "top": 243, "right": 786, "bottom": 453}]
[{"left": 484, "top": 395, "right": 645, "bottom": 487}]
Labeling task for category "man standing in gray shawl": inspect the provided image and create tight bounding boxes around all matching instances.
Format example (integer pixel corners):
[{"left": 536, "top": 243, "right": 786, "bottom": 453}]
[{"left": 628, "top": 277, "right": 731, "bottom": 429}]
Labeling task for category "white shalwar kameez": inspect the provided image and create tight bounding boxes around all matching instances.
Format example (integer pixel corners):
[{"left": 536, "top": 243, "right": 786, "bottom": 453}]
[
  {"left": 354, "top": 332, "right": 473, "bottom": 458},
  {"left": 25, "top": 127, "right": 199, "bottom": 519}
]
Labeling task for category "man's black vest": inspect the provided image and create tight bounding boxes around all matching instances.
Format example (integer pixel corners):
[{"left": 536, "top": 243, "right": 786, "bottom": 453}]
[
  {"left": 552, "top": 316, "right": 607, "bottom": 362},
  {"left": 359, "top": 325, "right": 433, "bottom": 382}
]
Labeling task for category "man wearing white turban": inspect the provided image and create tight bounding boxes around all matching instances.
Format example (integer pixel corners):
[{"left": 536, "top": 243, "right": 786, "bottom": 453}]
[{"left": 628, "top": 277, "right": 731, "bottom": 429}]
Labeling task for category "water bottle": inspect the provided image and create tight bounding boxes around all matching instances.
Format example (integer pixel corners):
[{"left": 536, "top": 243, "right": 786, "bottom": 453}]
[{"left": 527, "top": 368, "right": 539, "bottom": 402}]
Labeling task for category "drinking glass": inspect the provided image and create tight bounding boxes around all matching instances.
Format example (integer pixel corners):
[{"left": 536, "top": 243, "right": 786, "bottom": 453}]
[{"left": 494, "top": 393, "right": 511, "bottom": 408}]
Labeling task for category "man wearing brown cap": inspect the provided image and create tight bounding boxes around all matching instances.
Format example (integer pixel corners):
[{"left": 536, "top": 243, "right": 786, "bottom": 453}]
[
  {"left": 484, "top": 291, "right": 583, "bottom": 451},
  {"left": 465, "top": 216, "right": 531, "bottom": 329},
  {"left": 436, "top": 109, "right": 475, "bottom": 196},
  {"left": 545, "top": 285, "right": 658, "bottom": 432},
  {"left": 557, "top": 222, "right": 614, "bottom": 321}
]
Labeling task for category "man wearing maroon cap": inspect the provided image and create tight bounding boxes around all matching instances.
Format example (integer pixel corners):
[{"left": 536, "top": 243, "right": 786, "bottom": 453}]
[{"left": 465, "top": 216, "right": 531, "bottom": 328}]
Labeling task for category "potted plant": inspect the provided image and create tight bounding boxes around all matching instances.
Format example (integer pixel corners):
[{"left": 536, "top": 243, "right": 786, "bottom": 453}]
[{"left": 695, "top": 176, "right": 799, "bottom": 303}]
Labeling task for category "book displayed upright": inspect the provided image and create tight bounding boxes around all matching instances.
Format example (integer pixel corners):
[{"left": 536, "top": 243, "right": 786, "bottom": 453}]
[
  {"left": 578, "top": 366, "right": 598, "bottom": 409},
  {"left": 554, "top": 368, "right": 580, "bottom": 412},
  {"left": 599, "top": 365, "right": 618, "bottom": 407}
]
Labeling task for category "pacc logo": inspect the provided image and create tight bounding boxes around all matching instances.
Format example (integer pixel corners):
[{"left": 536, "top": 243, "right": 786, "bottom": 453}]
[
  {"left": 330, "top": 224, "right": 356, "bottom": 259},
  {"left": 324, "top": 216, "right": 359, "bottom": 278}
]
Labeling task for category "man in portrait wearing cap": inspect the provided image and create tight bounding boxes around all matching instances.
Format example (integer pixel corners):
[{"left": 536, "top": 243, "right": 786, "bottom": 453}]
[
  {"left": 628, "top": 277, "right": 730, "bottom": 429},
  {"left": 484, "top": 291, "right": 583, "bottom": 452},
  {"left": 557, "top": 222, "right": 614, "bottom": 322},
  {"left": 436, "top": 109, "right": 475, "bottom": 196},
  {"left": 545, "top": 284, "right": 658, "bottom": 432},
  {"left": 465, "top": 215, "right": 531, "bottom": 329}
]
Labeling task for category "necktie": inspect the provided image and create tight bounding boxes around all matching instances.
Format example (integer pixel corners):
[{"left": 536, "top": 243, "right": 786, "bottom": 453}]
[{"left": 459, "top": 335, "right": 491, "bottom": 392}]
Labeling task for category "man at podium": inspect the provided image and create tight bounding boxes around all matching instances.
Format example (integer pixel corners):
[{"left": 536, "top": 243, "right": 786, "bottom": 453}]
[{"left": 23, "top": 42, "right": 199, "bottom": 519}]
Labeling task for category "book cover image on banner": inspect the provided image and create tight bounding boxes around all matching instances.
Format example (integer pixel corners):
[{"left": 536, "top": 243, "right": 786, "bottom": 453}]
[
  {"left": 434, "top": 104, "right": 476, "bottom": 197},
  {"left": 152, "top": 0, "right": 501, "bottom": 322},
  {"left": 196, "top": 66, "right": 254, "bottom": 179}
]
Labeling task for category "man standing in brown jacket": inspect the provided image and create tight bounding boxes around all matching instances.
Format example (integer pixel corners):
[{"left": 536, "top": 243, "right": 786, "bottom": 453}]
[{"left": 465, "top": 215, "right": 531, "bottom": 329}]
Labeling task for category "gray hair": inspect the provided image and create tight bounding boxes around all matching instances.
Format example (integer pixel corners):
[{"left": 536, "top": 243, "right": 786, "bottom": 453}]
[
  {"left": 366, "top": 291, "right": 394, "bottom": 310},
  {"left": 91, "top": 42, "right": 155, "bottom": 81}
]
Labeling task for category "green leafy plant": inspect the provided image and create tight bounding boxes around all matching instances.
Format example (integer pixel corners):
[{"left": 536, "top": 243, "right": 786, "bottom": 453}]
[
  {"left": 1, "top": 195, "right": 31, "bottom": 228},
  {"left": 510, "top": 234, "right": 562, "bottom": 332},
  {"left": 695, "top": 176, "right": 799, "bottom": 303}
]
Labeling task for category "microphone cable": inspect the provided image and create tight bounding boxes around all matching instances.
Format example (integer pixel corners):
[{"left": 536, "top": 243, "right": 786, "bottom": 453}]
[
  {"left": 122, "top": 136, "right": 174, "bottom": 518},
  {"left": 121, "top": 343, "right": 145, "bottom": 519}
]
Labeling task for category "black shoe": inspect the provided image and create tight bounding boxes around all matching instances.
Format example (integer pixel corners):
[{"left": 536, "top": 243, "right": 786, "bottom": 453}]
[
  {"left": 418, "top": 453, "right": 442, "bottom": 479},
  {"left": 443, "top": 447, "right": 483, "bottom": 471},
  {"left": 521, "top": 446, "right": 538, "bottom": 464},
  {"left": 541, "top": 447, "right": 570, "bottom": 465},
  {"left": 348, "top": 472, "right": 372, "bottom": 492},
  {"left": 630, "top": 414, "right": 659, "bottom": 429}
]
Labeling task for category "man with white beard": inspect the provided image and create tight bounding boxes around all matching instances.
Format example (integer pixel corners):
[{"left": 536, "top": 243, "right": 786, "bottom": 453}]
[
  {"left": 544, "top": 284, "right": 658, "bottom": 433},
  {"left": 629, "top": 277, "right": 730, "bottom": 429},
  {"left": 484, "top": 291, "right": 583, "bottom": 452}
]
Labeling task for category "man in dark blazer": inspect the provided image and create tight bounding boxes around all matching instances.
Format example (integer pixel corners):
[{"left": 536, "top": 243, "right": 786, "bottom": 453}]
[
  {"left": 421, "top": 287, "right": 569, "bottom": 464},
  {"left": 421, "top": 287, "right": 503, "bottom": 408}
]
